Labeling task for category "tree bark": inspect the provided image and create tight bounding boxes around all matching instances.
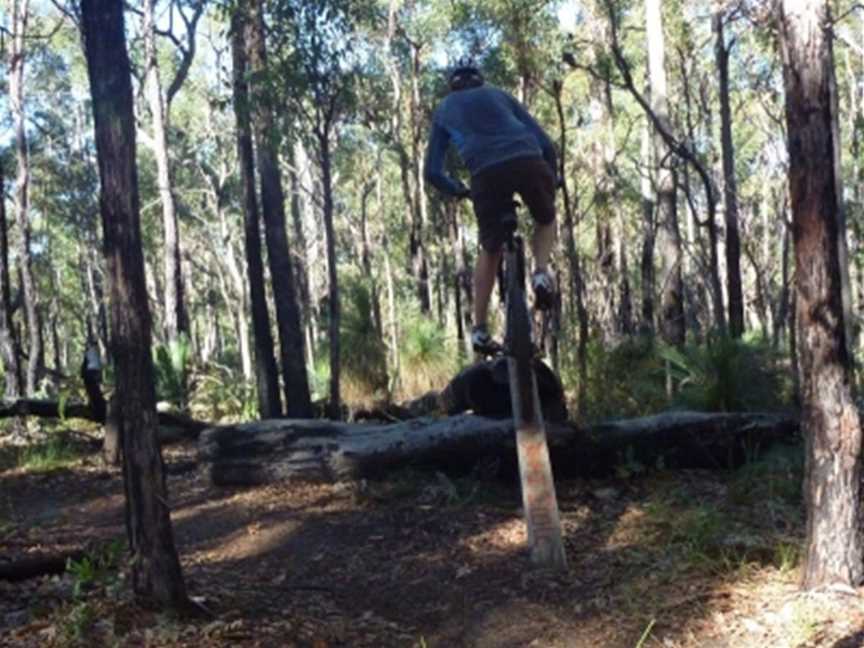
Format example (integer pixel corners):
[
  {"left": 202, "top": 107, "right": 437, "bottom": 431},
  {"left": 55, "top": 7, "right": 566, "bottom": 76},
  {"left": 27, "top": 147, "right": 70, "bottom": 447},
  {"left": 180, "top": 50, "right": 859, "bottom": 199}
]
[
  {"left": 639, "top": 124, "right": 656, "bottom": 332},
  {"left": 9, "top": 0, "right": 42, "bottom": 396},
  {"left": 142, "top": 0, "right": 189, "bottom": 343},
  {"left": 229, "top": 9, "right": 281, "bottom": 419},
  {"left": 199, "top": 411, "right": 797, "bottom": 486},
  {"left": 0, "top": 163, "right": 21, "bottom": 399},
  {"left": 319, "top": 131, "right": 341, "bottom": 419},
  {"left": 244, "top": 0, "right": 312, "bottom": 418},
  {"left": 713, "top": 6, "right": 745, "bottom": 338},
  {"left": 551, "top": 80, "right": 589, "bottom": 416},
  {"left": 645, "top": 0, "right": 684, "bottom": 347},
  {"left": 80, "top": 0, "right": 189, "bottom": 609},
  {"left": 778, "top": 0, "right": 864, "bottom": 589}
]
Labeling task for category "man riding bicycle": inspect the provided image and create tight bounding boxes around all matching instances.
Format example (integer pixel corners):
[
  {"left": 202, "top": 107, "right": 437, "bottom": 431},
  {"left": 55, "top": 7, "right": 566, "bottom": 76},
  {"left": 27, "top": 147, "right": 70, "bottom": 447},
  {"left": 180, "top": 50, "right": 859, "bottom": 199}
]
[{"left": 424, "top": 61, "right": 558, "bottom": 354}]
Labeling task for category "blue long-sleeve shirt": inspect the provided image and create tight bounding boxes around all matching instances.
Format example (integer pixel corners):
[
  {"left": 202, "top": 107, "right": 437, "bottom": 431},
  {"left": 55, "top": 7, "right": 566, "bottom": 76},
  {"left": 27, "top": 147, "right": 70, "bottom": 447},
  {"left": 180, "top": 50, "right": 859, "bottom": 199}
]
[{"left": 424, "top": 85, "right": 557, "bottom": 196}]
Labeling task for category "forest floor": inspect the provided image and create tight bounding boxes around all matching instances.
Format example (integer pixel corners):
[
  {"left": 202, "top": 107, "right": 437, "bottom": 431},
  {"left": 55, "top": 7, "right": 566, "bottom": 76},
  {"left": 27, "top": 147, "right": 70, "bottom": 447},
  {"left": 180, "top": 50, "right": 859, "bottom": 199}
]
[{"left": 1, "top": 422, "right": 864, "bottom": 647}]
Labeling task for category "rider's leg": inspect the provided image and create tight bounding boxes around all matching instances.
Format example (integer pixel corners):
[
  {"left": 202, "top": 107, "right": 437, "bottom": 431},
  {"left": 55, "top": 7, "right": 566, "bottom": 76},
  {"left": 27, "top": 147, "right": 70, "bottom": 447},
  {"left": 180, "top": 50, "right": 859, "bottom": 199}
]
[
  {"left": 473, "top": 247, "right": 503, "bottom": 327},
  {"left": 531, "top": 220, "right": 556, "bottom": 272}
]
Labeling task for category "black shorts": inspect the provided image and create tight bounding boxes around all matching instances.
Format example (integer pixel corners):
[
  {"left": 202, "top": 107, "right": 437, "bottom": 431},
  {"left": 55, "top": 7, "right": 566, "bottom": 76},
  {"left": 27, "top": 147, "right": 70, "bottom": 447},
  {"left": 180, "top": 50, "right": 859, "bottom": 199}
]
[{"left": 470, "top": 156, "right": 556, "bottom": 252}]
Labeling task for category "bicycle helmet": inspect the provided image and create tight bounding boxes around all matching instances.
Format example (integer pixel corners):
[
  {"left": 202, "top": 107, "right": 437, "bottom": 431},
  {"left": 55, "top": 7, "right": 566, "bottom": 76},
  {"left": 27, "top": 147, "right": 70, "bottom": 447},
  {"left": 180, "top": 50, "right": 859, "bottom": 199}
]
[{"left": 448, "top": 59, "right": 484, "bottom": 91}]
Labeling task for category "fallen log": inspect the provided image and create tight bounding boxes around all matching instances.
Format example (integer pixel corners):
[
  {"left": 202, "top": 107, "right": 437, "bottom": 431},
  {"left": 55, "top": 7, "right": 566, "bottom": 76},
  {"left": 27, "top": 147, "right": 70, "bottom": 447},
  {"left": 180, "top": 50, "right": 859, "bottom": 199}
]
[
  {"left": 199, "top": 410, "right": 798, "bottom": 486},
  {"left": 0, "top": 550, "right": 86, "bottom": 582},
  {"left": 0, "top": 399, "right": 211, "bottom": 443}
]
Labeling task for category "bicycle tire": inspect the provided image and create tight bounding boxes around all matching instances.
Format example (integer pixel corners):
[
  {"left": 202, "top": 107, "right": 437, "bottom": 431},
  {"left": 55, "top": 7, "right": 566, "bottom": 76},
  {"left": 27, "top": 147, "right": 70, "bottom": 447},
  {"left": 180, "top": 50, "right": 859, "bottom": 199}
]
[{"left": 506, "top": 250, "right": 535, "bottom": 423}]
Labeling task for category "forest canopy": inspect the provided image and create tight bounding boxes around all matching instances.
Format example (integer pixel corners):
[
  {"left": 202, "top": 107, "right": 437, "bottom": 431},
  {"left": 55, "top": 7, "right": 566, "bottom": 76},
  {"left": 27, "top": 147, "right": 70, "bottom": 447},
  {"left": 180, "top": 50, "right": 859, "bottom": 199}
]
[{"left": 0, "top": 0, "right": 855, "bottom": 421}]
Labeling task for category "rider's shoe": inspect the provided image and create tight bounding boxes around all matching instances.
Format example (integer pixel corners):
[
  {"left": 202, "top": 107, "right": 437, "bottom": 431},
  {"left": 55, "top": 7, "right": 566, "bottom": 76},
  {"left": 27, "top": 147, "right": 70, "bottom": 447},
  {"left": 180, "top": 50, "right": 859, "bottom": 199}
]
[
  {"left": 472, "top": 324, "right": 502, "bottom": 355},
  {"left": 532, "top": 268, "right": 557, "bottom": 311}
]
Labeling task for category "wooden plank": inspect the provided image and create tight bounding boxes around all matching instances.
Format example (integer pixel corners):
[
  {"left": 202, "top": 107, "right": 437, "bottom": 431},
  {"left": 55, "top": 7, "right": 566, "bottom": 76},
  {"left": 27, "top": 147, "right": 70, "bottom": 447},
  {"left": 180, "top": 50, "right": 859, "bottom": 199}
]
[{"left": 508, "top": 356, "right": 568, "bottom": 570}]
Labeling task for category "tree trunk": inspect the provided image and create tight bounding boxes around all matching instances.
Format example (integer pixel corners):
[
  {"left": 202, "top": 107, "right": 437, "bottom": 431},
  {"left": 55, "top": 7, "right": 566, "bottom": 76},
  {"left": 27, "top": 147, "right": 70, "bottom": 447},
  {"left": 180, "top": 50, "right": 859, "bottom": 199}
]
[
  {"left": 81, "top": 0, "right": 189, "bottom": 610},
  {"left": 9, "top": 0, "right": 42, "bottom": 396},
  {"left": 230, "top": 9, "right": 281, "bottom": 419},
  {"left": 288, "top": 142, "right": 313, "bottom": 349},
  {"left": 142, "top": 0, "right": 188, "bottom": 343},
  {"left": 244, "top": 0, "right": 312, "bottom": 418},
  {"left": 713, "top": 5, "right": 745, "bottom": 338},
  {"left": 639, "top": 124, "right": 656, "bottom": 332},
  {"left": 0, "top": 163, "right": 21, "bottom": 399},
  {"left": 319, "top": 132, "right": 341, "bottom": 419},
  {"left": 778, "top": 0, "right": 864, "bottom": 589},
  {"left": 409, "top": 42, "right": 432, "bottom": 314},
  {"left": 828, "top": 25, "right": 855, "bottom": 359},
  {"left": 551, "top": 81, "right": 589, "bottom": 416},
  {"left": 645, "top": 0, "right": 684, "bottom": 347}
]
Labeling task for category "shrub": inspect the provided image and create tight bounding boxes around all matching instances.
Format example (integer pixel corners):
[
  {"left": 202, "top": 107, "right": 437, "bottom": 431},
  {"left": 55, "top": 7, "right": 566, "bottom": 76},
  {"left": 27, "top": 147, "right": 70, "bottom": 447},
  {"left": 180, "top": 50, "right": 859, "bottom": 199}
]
[
  {"left": 396, "top": 308, "right": 456, "bottom": 401},
  {"left": 340, "top": 277, "right": 389, "bottom": 405},
  {"left": 566, "top": 331, "right": 792, "bottom": 422},
  {"left": 661, "top": 331, "right": 790, "bottom": 412},
  {"left": 153, "top": 335, "right": 191, "bottom": 410}
]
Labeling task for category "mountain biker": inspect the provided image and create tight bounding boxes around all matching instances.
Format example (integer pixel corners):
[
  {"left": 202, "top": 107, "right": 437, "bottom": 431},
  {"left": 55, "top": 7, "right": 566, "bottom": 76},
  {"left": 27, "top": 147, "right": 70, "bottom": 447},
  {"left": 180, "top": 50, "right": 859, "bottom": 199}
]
[{"left": 424, "top": 61, "right": 558, "bottom": 354}]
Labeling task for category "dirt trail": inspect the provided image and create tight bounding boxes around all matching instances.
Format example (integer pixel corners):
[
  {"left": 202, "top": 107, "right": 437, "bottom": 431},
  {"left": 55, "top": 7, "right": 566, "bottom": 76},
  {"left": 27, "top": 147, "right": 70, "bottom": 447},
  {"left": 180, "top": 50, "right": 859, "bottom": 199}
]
[{"left": 1, "top": 441, "right": 863, "bottom": 647}]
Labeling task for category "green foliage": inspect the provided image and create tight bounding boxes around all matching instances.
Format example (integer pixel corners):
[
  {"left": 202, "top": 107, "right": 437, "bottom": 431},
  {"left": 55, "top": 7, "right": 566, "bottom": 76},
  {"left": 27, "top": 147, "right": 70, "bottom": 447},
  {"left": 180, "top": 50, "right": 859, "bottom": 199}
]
[
  {"left": 190, "top": 364, "right": 257, "bottom": 423},
  {"left": 576, "top": 334, "right": 668, "bottom": 421},
  {"left": 153, "top": 335, "right": 191, "bottom": 410},
  {"left": 340, "top": 276, "right": 388, "bottom": 404},
  {"left": 66, "top": 539, "right": 124, "bottom": 599},
  {"left": 574, "top": 332, "right": 791, "bottom": 421},
  {"left": 59, "top": 602, "right": 96, "bottom": 645},
  {"left": 397, "top": 308, "right": 456, "bottom": 400},
  {"left": 730, "top": 442, "right": 804, "bottom": 508},
  {"left": 309, "top": 353, "right": 331, "bottom": 404},
  {"left": 661, "top": 332, "right": 790, "bottom": 412},
  {"left": 17, "top": 433, "right": 85, "bottom": 472}
]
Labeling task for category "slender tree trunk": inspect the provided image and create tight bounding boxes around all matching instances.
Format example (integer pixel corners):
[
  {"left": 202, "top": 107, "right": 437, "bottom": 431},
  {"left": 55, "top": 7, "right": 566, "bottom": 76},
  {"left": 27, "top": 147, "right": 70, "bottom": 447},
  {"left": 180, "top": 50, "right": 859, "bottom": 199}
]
[
  {"left": 408, "top": 42, "right": 432, "bottom": 313},
  {"left": 645, "top": 0, "right": 685, "bottom": 347},
  {"left": 828, "top": 27, "right": 855, "bottom": 358},
  {"left": 383, "top": 234, "right": 400, "bottom": 395},
  {"left": 0, "top": 164, "right": 21, "bottom": 399},
  {"left": 230, "top": 8, "right": 281, "bottom": 419},
  {"left": 288, "top": 143, "right": 313, "bottom": 345},
  {"left": 778, "top": 0, "right": 864, "bottom": 589},
  {"left": 9, "top": 0, "right": 42, "bottom": 395},
  {"left": 142, "top": 0, "right": 188, "bottom": 343},
  {"left": 361, "top": 180, "right": 383, "bottom": 340},
  {"left": 775, "top": 220, "right": 792, "bottom": 349},
  {"left": 80, "top": 0, "right": 189, "bottom": 609},
  {"left": 551, "top": 80, "right": 588, "bottom": 415},
  {"left": 319, "top": 131, "right": 341, "bottom": 419},
  {"left": 714, "top": 6, "right": 744, "bottom": 338},
  {"left": 639, "top": 124, "right": 656, "bottom": 332},
  {"left": 245, "top": 0, "right": 312, "bottom": 418}
]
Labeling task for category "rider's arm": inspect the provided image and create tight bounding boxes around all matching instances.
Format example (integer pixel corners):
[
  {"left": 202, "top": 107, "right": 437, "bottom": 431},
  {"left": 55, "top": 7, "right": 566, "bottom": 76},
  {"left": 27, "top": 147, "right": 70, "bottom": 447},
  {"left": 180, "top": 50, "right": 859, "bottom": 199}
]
[
  {"left": 506, "top": 93, "right": 558, "bottom": 175},
  {"left": 424, "top": 121, "right": 469, "bottom": 197}
]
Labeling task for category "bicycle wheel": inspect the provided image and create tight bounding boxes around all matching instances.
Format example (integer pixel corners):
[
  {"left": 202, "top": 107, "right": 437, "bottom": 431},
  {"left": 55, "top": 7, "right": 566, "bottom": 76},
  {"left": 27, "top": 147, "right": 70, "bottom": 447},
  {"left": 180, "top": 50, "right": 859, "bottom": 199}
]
[{"left": 505, "top": 250, "right": 535, "bottom": 423}]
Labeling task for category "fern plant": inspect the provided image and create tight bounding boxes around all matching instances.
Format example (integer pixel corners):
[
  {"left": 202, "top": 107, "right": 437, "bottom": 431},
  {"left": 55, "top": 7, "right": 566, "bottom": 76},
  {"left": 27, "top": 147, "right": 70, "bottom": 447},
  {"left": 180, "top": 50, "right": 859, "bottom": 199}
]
[{"left": 152, "top": 335, "right": 191, "bottom": 410}]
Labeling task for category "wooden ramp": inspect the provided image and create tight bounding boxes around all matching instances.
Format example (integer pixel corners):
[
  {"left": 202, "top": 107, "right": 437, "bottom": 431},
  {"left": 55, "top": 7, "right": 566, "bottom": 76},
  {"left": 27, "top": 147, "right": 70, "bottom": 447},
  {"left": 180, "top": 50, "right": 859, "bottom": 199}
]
[{"left": 508, "top": 357, "right": 568, "bottom": 570}]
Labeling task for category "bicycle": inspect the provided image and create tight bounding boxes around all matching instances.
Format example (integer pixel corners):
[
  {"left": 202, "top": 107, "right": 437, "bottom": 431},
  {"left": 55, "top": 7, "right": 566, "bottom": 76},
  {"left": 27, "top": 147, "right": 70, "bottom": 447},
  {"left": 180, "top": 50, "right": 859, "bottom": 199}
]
[{"left": 495, "top": 202, "right": 568, "bottom": 570}]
